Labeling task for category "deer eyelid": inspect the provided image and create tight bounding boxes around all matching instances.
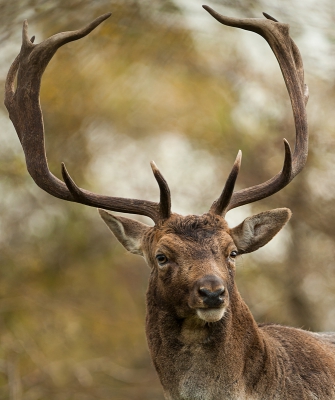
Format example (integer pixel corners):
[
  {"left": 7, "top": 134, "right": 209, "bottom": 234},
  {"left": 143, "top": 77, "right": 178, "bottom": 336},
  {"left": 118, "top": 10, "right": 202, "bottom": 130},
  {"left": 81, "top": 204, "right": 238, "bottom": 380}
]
[
  {"left": 227, "top": 249, "right": 239, "bottom": 262},
  {"left": 155, "top": 253, "right": 169, "bottom": 266}
]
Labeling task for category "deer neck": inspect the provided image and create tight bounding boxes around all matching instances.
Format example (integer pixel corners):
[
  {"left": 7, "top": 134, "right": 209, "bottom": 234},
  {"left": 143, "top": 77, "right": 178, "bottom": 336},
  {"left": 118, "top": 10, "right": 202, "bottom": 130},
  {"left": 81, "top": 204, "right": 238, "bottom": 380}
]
[{"left": 146, "top": 284, "right": 267, "bottom": 399}]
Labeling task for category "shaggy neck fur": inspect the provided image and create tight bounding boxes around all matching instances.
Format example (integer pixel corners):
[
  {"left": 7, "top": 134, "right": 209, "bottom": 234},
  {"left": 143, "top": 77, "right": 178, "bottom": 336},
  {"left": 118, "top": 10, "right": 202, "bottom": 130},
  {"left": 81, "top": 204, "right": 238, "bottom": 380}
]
[
  {"left": 146, "top": 283, "right": 268, "bottom": 400},
  {"left": 146, "top": 280, "right": 335, "bottom": 400}
]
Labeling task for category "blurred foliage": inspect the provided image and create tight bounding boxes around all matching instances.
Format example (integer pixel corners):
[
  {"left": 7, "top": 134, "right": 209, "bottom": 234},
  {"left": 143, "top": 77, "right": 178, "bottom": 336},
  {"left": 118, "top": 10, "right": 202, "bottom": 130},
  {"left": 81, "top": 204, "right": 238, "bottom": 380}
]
[{"left": 0, "top": 0, "right": 335, "bottom": 399}]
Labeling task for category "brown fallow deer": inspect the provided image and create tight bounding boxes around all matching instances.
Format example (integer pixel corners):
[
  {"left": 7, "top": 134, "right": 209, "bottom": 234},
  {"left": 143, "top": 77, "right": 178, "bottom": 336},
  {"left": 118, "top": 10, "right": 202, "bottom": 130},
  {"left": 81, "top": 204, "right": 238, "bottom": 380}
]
[{"left": 5, "top": 5, "right": 335, "bottom": 400}]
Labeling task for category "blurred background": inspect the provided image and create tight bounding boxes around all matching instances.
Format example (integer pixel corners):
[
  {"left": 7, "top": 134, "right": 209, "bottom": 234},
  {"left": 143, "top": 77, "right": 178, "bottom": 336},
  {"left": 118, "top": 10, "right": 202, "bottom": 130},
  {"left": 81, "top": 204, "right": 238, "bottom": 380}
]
[{"left": 0, "top": 0, "right": 334, "bottom": 399}]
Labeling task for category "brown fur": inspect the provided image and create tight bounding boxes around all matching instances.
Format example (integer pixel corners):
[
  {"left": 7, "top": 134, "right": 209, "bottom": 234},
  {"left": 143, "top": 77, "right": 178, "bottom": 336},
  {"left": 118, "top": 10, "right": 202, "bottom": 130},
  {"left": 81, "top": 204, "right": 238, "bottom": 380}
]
[
  {"left": 5, "top": 8, "right": 323, "bottom": 399},
  {"left": 99, "top": 210, "right": 335, "bottom": 400}
]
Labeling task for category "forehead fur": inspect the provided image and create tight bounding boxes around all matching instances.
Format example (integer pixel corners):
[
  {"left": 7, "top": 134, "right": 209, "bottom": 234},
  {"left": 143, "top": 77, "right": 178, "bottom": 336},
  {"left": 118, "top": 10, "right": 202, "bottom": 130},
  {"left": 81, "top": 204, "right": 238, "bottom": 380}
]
[{"left": 158, "top": 213, "right": 229, "bottom": 241}]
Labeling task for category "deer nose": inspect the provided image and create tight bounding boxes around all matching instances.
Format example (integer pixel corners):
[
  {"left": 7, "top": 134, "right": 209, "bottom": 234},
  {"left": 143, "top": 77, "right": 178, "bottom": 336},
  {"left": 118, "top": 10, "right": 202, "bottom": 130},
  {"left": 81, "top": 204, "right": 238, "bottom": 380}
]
[
  {"left": 196, "top": 275, "right": 225, "bottom": 307},
  {"left": 198, "top": 287, "right": 225, "bottom": 307}
]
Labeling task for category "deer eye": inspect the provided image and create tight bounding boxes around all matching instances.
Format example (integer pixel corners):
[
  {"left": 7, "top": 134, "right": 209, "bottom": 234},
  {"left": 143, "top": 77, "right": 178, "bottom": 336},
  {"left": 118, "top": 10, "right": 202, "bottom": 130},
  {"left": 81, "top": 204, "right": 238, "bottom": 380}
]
[
  {"left": 229, "top": 250, "right": 238, "bottom": 259},
  {"left": 156, "top": 254, "right": 168, "bottom": 265}
]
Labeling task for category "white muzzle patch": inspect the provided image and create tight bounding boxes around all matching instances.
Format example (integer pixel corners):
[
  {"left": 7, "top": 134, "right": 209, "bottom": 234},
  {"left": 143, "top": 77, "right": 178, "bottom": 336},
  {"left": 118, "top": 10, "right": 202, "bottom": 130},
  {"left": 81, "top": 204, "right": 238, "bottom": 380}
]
[{"left": 196, "top": 308, "right": 226, "bottom": 323}]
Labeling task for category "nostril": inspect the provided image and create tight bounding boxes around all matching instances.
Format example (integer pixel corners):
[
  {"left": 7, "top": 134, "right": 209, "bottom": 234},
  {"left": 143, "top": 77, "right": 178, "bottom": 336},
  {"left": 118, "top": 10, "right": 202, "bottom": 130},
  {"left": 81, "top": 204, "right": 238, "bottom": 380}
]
[
  {"left": 199, "top": 287, "right": 211, "bottom": 297},
  {"left": 198, "top": 287, "right": 225, "bottom": 300}
]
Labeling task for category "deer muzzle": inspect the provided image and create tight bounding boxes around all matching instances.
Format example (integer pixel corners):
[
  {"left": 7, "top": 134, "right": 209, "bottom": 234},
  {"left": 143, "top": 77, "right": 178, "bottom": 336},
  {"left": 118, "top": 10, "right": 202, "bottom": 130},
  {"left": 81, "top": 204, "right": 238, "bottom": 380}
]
[{"left": 190, "top": 275, "right": 227, "bottom": 322}]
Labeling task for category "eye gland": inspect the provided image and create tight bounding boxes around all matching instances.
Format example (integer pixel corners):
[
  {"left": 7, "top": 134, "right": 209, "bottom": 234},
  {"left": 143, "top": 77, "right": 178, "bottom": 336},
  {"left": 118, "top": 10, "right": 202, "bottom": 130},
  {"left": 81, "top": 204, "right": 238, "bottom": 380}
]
[{"left": 156, "top": 254, "right": 168, "bottom": 265}]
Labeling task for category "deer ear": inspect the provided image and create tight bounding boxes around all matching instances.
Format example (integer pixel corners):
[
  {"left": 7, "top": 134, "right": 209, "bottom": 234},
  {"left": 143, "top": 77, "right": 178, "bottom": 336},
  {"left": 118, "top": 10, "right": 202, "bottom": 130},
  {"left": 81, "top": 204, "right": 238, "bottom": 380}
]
[
  {"left": 98, "top": 209, "right": 150, "bottom": 256},
  {"left": 230, "top": 208, "right": 292, "bottom": 254}
]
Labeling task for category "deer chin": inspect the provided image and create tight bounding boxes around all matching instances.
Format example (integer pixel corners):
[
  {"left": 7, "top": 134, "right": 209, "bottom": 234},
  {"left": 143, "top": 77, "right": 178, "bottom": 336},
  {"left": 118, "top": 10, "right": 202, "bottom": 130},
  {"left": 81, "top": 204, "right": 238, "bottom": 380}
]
[{"left": 196, "top": 307, "right": 226, "bottom": 323}]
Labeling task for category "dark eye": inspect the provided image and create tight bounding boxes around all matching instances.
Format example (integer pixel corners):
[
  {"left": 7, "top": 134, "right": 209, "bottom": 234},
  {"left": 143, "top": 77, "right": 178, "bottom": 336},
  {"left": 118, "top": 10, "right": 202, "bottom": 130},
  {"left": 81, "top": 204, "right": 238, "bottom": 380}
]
[
  {"left": 156, "top": 254, "right": 168, "bottom": 265},
  {"left": 230, "top": 250, "right": 238, "bottom": 259}
]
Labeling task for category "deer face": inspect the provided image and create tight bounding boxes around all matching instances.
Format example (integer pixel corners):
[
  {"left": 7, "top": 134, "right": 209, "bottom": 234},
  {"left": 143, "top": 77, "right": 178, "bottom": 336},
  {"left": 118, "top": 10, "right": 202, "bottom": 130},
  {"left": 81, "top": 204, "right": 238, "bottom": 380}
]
[
  {"left": 99, "top": 208, "right": 291, "bottom": 323},
  {"left": 144, "top": 213, "right": 234, "bottom": 323}
]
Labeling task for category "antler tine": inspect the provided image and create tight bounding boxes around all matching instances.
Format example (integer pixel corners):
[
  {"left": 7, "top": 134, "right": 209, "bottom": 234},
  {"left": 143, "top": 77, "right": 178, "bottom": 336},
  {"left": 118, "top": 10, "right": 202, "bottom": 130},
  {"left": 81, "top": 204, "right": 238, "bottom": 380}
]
[
  {"left": 60, "top": 163, "right": 161, "bottom": 222},
  {"left": 5, "top": 14, "right": 167, "bottom": 225},
  {"left": 210, "top": 151, "right": 242, "bottom": 216},
  {"left": 150, "top": 161, "right": 172, "bottom": 221},
  {"left": 203, "top": 6, "right": 308, "bottom": 212}
]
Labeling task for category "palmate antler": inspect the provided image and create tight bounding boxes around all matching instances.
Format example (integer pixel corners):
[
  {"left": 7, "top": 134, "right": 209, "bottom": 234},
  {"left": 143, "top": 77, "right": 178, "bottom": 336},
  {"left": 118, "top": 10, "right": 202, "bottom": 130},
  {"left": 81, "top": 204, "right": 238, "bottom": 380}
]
[
  {"left": 4, "top": 13, "right": 171, "bottom": 224},
  {"left": 5, "top": 8, "right": 308, "bottom": 224},
  {"left": 205, "top": 6, "right": 309, "bottom": 216}
]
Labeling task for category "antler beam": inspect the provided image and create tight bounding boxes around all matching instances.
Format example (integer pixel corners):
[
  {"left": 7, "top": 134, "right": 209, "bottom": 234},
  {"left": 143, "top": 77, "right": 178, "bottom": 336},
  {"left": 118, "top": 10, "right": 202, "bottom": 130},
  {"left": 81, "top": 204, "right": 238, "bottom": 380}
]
[
  {"left": 4, "top": 14, "right": 171, "bottom": 224},
  {"left": 203, "top": 6, "right": 309, "bottom": 214}
]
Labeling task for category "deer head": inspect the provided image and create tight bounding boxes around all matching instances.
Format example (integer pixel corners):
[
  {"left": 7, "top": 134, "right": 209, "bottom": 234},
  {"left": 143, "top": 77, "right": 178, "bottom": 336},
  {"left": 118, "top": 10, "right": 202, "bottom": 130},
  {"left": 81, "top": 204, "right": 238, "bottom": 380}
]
[
  {"left": 5, "top": 7, "right": 311, "bottom": 398},
  {"left": 98, "top": 181, "right": 292, "bottom": 324}
]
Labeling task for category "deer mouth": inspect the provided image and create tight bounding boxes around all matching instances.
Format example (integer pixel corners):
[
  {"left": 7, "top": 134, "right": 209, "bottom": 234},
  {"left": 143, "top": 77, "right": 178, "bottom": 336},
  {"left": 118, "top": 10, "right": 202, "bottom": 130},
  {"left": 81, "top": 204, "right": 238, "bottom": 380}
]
[{"left": 196, "top": 307, "right": 226, "bottom": 323}]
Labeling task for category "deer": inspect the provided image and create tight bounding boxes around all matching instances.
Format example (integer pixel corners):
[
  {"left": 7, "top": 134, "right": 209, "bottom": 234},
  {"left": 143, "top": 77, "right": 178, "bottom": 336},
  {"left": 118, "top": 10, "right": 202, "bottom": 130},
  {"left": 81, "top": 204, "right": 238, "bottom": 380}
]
[{"left": 5, "top": 5, "right": 335, "bottom": 400}]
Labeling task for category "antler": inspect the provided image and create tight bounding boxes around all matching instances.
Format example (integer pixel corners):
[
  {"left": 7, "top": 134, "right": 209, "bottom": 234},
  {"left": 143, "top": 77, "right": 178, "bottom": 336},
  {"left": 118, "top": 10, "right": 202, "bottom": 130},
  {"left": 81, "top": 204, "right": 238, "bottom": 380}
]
[
  {"left": 204, "top": 6, "right": 309, "bottom": 215},
  {"left": 4, "top": 14, "right": 171, "bottom": 224}
]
